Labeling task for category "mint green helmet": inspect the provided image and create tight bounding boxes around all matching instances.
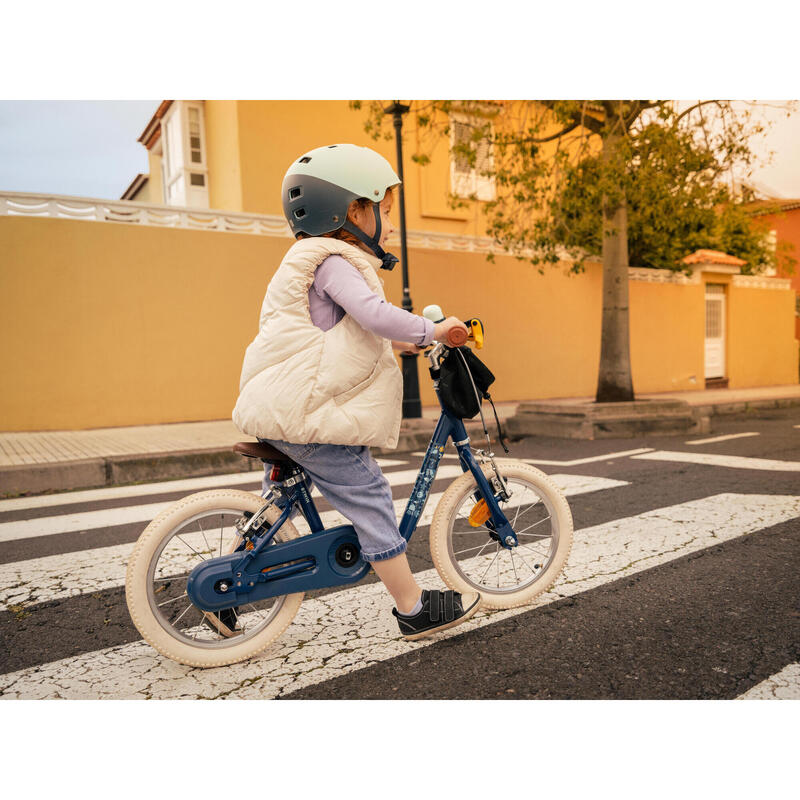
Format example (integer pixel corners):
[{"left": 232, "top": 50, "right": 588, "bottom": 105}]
[{"left": 282, "top": 143, "right": 400, "bottom": 238}]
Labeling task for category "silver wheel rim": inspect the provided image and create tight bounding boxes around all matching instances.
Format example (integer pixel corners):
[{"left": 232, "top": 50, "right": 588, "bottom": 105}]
[
  {"left": 145, "top": 507, "right": 287, "bottom": 649},
  {"left": 446, "top": 476, "right": 560, "bottom": 594}
]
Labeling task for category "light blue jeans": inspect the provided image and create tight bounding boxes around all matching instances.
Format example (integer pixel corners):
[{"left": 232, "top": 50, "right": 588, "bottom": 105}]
[{"left": 259, "top": 439, "right": 407, "bottom": 563}]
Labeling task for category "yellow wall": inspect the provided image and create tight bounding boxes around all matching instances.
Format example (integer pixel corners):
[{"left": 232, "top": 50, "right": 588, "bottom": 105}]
[
  {"left": 1, "top": 216, "right": 796, "bottom": 431},
  {"left": 0, "top": 217, "right": 290, "bottom": 430},
  {"left": 629, "top": 280, "right": 705, "bottom": 393},
  {"left": 146, "top": 150, "right": 163, "bottom": 204},
  {"left": 728, "top": 281, "right": 798, "bottom": 387},
  {"left": 205, "top": 100, "right": 243, "bottom": 212},
  {"left": 380, "top": 250, "right": 604, "bottom": 406},
  {"left": 229, "top": 100, "right": 493, "bottom": 238}
]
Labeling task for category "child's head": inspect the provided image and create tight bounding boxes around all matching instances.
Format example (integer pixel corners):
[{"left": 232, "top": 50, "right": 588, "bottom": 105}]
[
  {"left": 282, "top": 144, "right": 400, "bottom": 268},
  {"left": 313, "top": 188, "right": 394, "bottom": 251}
]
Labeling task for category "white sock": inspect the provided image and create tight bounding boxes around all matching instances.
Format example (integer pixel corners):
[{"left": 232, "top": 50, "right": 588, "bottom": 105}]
[{"left": 400, "top": 594, "right": 423, "bottom": 617}]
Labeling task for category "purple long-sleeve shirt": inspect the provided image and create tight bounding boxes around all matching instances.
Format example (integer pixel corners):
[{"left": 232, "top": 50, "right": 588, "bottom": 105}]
[{"left": 308, "top": 255, "right": 435, "bottom": 346}]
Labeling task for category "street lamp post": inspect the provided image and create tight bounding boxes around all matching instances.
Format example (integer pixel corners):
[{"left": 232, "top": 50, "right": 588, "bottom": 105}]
[{"left": 384, "top": 100, "right": 422, "bottom": 419}]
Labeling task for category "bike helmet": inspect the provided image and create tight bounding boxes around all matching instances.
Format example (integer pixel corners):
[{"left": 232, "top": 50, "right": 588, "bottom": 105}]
[{"left": 282, "top": 143, "right": 401, "bottom": 270}]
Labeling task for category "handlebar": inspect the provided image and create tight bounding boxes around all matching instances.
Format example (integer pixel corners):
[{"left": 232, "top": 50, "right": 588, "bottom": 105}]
[
  {"left": 422, "top": 304, "right": 484, "bottom": 349},
  {"left": 445, "top": 326, "right": 468, "bottom": 347}
]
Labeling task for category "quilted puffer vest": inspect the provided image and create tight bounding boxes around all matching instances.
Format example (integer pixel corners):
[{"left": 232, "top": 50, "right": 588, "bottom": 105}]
[{"left": 232, "top": 237, "right": 403, "bottom": 448}]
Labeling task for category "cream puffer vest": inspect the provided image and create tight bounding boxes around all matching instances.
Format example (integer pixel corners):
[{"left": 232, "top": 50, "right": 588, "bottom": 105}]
[{"left": 232, "top": 237, "right": 403, "bottom": 449}]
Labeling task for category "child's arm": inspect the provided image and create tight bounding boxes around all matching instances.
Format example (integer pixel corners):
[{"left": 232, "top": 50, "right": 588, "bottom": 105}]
[
  {"left": 315, "top": 256, "right": 434, "bottom": 347},
  {"left": 391, "top": 340, "right": 422, "bottom": 354}
]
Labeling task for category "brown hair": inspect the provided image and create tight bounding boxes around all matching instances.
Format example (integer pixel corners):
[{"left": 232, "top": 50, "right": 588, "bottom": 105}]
[{"left": 298, "top": 188, "right": 393, "bottom": 248}]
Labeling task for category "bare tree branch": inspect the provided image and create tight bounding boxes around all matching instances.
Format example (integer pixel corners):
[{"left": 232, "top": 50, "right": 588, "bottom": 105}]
[{"left": 674, "top": 100, "right": 722, "bottom": 125}]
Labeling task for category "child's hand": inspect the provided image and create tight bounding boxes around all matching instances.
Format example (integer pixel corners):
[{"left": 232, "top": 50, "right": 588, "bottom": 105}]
[
  {"left": 433, "top": 316, "right": 469, "bottom": 345},
  {"left": 392, "top": 340, "right": 422, "bottom": 355}
]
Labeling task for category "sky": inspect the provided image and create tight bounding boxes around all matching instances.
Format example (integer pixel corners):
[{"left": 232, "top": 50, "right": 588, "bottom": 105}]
[
  {"left": 0, "top": 101, "right": 158, "bottom": 200},
  {"left": 0, "top": 100, "right": 798, "bottom": 204}
]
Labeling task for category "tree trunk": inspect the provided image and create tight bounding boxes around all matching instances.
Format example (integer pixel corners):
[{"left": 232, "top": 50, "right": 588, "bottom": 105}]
[{"left": 596, "top": 171, "right": 635, "bottom": 403}]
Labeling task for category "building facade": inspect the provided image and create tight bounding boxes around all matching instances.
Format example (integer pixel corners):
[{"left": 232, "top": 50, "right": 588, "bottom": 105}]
[{"left": 0, "top": 100, "right": 796, "bottom": 431}]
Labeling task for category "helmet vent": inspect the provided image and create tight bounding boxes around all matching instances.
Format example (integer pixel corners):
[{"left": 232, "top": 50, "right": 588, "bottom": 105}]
[
  {"left": 294, "top": 208, "right": 307, "bottom": 219},
  {"left": 289, "top": 187, "right": 302, "bottom": 200},
  {"left": 299, "top": 156, "right": 312, "bottom": 164}
]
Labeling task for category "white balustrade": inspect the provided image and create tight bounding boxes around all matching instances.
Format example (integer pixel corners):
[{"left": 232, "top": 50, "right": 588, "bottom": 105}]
[
  {"left": 8, "top": 191, "right": 783, "bottom": 287},
  {"left": 0, "top": 191, "right": 295, "bottom": 239}
]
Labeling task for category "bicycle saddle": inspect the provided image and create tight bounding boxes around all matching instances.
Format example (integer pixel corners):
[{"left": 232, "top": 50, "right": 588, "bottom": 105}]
[{"left": 232, "top": 441, "right": 294, "bottom": 464}]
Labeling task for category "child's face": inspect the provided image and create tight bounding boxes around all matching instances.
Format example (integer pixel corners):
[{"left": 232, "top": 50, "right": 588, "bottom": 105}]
[{"left": 349, "top": 195, "right": 395, "bottom": 248}]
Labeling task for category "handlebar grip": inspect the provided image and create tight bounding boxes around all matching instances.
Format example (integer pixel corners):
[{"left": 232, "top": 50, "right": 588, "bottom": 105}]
[{"left": 446, "top": 326, "right": 468, "bottom": 347}]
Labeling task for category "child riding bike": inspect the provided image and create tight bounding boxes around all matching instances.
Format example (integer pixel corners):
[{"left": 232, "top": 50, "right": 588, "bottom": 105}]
[{"left": 231, "top": 143, "right": 481, "bottom": 639}]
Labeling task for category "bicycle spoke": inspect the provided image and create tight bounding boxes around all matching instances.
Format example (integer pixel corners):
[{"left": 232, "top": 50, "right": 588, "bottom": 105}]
[
  {"left": 512, "top": 499, "right": 544, "bottom": 525},
  {"left": 479, "top": 545, "right": 500, "bottom": 583},
  {"left": 516, "top": 516, "right": 551, "bottom": 536},
  {"left": 157, "top": 592, "right": 188, "bottom": 608},
  {"left": 454, "top": 541, "right": 495, "bottom": 557},
  {"left": 247, "top": 603, "right": 267, "bottom": 628},
  {"left": 519, "top": 541, "right": 549, "bottom": 560},
  {"left": 175, "top": 534, "right": 207, "bottom": 561},
  {"left": 197, "top": 521, "right": 213, "bottom": 557},
  {"left": 172, "top": 601, "right": 195, "bottom": 627},
  {"left": 146, "top": 506, "right": 291, "bottom": 652},
  {"left": 512, "top": 547, "right": 539, "bottom": 577}
]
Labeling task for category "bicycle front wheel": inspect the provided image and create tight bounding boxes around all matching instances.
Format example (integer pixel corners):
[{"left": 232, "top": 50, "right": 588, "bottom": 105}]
[
  {"left": 125, "top": 489, "right": 304, "bottom": 668},
  {"left": 430, "top": 460, "right": 572, "bottom": 609}
]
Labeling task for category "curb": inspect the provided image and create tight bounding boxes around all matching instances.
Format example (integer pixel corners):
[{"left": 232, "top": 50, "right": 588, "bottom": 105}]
[
  {"left": 0, "top": 421, "right": 504, "bottom": 498},
  {"left": 2, "top": 398, "right": 795, "bottom": 498}
]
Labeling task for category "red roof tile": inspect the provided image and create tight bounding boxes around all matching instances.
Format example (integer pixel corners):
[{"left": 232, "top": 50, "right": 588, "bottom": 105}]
[{"left": 682, "top": 249, "right": 746, "bottom": 267}]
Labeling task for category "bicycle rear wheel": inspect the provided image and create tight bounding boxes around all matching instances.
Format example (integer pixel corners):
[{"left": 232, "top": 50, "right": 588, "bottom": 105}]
[
  {"left": 125, "top": 489, "right": 304, "bottom": 668},
  {"left": 430, "top": 460, "right": 572, "bottom": 609}
]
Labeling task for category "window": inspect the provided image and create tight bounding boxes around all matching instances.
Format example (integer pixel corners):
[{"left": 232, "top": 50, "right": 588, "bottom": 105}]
[
  {"left": 160, "top": 101, "right": 209, "bottom": 208},
  {"left": 188, "top": 107, "right": 203, "bottom": 164},
  {"left": 450, "top": 114, "right": 495, "bottom": 202}
]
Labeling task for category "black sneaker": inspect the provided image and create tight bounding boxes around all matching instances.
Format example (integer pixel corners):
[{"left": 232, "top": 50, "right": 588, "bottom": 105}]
[
  {"left": 392, "top": 589, "right": 481, "bottom": 640},
  {"left": 202, "top": 607, "right": 242, "bottom": 638}
]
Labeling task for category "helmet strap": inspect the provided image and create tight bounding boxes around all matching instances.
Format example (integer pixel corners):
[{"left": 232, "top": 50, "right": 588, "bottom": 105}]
[{"left": 342, "top": 203, "right": 399, "bottom": 271}]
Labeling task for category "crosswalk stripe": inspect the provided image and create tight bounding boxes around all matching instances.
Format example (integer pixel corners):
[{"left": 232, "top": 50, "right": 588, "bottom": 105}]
[
  {"left": 0, "top": 473, "right": 628, "bottom": 607},
  {"left": 685, "top": 432, "right": 759, "bottom": 445},
  {"left": 521, "top": 448, "right": 655, "bottom": 466},
  {"left": 0, "top": 464, "right": 469, "bottom": 542},
  {"left": 632, "top": 450, "right": 800, "bottom": 472},
  {"left": 736, "top": 663, "right": 800, "bottom": 699},
  {"left": 414, "top": 449, "right": 656, "bottom": 466},
  {"left": 0, "top": 458, "right": 410, "bottom": 514},
  {"left": 1, "top": 492, "right": 795, "bottom": 699}
]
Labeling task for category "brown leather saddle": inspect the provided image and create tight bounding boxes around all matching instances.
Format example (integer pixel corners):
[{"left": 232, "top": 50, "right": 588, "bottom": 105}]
[{"left": 232, "top": 441, "right": 295, "bottom": 464}]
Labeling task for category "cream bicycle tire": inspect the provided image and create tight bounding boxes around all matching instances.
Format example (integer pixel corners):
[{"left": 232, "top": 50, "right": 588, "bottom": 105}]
[
  {"left": 125, "top": 489, "right": 304, "bottom": 668},
  {"left": 430, "top": 460, "right": 573, "bottom": 609}
]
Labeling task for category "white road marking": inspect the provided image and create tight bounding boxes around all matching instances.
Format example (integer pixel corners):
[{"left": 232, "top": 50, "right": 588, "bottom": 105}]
[
  {"left": 1, "top": 492, "right": 795, "bottom": 699},
  {"left": 414, "top": 448, "right": 655, "bottom": 466},
  {"left": 0, "top": 465, "right": 467, "bottom": 543},
  {"left": 736, "top": 663, "right": 800, "bottom": 700},
  {"left": 0, "top": 471, "right": 263, "bottom": 513},
  {"left": 0, "top": 458, "right": 410, "bottom": 514},
  {"left": 685, "top": 432, "right": 759, "bottom": 445},
  {"left": 521, "top": 448, "right": 655, "bottom": 466},
  {"left": 632, "top": 450, "right": 800, "bottom": 472},
  {"left": 0, "top": 473, "right": 628, "bottom": 608}
]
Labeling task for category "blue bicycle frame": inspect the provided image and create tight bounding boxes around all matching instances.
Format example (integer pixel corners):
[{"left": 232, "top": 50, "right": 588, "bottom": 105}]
[{"left": 186, "top": 393, "right": 515, "bottom": 613}]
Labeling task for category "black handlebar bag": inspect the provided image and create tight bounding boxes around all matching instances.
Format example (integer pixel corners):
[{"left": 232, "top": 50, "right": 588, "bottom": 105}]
[{"left": 437, "top": 346, "right": 495, "bottom": 419}]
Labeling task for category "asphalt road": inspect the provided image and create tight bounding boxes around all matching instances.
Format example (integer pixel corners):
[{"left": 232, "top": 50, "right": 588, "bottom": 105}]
[{"left": 1, "top": 406, "right": 798, "bottom": 699}]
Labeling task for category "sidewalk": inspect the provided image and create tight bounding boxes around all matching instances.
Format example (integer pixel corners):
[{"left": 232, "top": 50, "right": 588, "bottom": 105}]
[{"left": 1, "top": 386, "right": 798, "bottom": 496}]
